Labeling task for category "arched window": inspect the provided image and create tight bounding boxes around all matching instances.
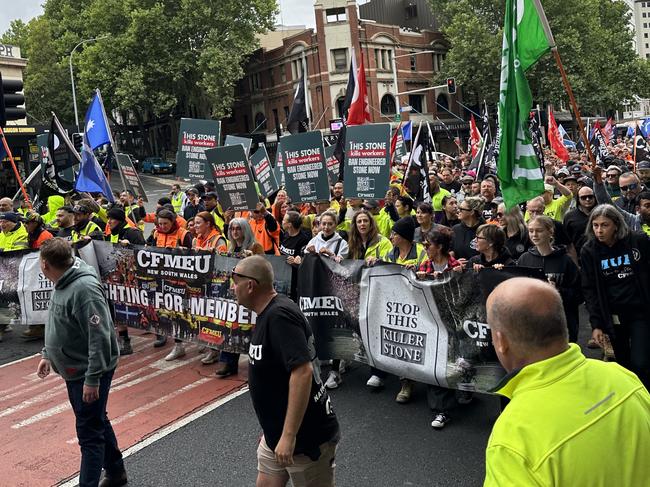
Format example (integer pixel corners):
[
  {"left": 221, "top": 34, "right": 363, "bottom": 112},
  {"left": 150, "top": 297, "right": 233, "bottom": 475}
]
[
  {"left": 380, "top": 94, "right": 396, "bottom": 116},
  {"left": 336, "top": 96, "right": 347, "bottom": 118},
  {"left": 254, "top": 112, "right": 267, "bottom": 131},
  {"left": 436, "top": 94, "right": 449, "bottom": 112}
]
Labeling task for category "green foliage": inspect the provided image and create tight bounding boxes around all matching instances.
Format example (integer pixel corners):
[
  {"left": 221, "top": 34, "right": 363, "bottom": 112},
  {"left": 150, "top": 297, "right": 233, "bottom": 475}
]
[
  {"left": 1, "top": 0, "right": 278, "bottom": 127},
  {"left": 429, "top": 0, "right": 650, "bottom": 114}
]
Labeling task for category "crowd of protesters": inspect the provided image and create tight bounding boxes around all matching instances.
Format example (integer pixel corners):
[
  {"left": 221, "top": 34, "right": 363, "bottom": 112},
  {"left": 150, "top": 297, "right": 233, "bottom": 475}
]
[{"left": 0, "top": 132, "right": 649, "bottom": 434}]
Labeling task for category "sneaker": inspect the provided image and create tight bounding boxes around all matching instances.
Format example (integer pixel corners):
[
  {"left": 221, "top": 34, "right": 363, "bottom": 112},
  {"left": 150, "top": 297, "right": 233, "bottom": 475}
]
[
  {"left": 366, "top": 375, "right": 384, "bottom": 388},
  {"left": 153, "top": 334, "right": 168, "bottom": 348},
  {"left": 4, "top": 324, "right": 12, "bottom": 333},
  {"left": 164, "top": 343, "right": 186, "bottom": 361},
  {"left": 587, "top": 338, "right": 599, "bottom": 349},
  {"left": 396, "top": 380, "right": 413, "bottom": 403},
  {"left": 119, "top": 339, "right": 133, "bottom": 356},
  {"left": 21, "top": 325, "right": 44, "bottom": 341},
  {"left": 457, "top": 390, "right": 473, "bottom": 405},
  {"left": 201, "top": 349, "right": 220, "bottom": 365},
  {"left": 431, "top": 412, "right": 450, "bottom": 429},
  {"left": 325, "top": 371, "right": 342, "bottom": 389}
]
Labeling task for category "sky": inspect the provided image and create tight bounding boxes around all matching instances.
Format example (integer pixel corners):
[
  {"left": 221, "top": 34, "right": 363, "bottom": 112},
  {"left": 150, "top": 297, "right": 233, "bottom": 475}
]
[{"left": 0, "top": 1, "right": 369, "bottom": 38}]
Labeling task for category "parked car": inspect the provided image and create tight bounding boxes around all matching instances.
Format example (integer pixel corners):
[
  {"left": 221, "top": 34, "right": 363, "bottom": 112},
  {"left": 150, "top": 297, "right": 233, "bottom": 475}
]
[{"left": 142, "top": 157, "right": 173, "bottom": 174}]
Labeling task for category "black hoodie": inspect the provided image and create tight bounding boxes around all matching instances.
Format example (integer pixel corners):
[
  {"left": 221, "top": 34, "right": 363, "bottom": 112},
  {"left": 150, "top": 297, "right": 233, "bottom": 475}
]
[
  {"left": 468, "top": 248, "right": 515, "bottom": 268},
  {"left": 517, "top": 245, "right": 582, "bottom": 305}
]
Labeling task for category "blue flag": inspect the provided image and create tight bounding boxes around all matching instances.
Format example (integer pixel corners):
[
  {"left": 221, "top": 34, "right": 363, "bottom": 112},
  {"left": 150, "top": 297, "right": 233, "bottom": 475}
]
[
  {"left": 626, "top": 125, "right": 635, "bottom": 138},
  {"left": 402, "top": 121, "right": 412, "bottom": 141},
  {"left": 641, "top": 118, "right": 650, "bottom": 138},
  {"left": 75, "top": 134, "right": 114, "bottom": 202},
  {"left": 84, "top": 92, "right": 111, "bottom": 150}
]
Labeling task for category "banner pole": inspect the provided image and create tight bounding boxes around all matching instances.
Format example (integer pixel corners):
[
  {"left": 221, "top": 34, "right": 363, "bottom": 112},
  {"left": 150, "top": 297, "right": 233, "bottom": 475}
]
[{"left": 0, "top": 125, "right": 32, "bottom": 209}]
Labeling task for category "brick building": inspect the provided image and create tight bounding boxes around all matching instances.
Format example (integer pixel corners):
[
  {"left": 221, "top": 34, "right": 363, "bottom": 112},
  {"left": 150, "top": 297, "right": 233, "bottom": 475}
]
[{"left": 222, "top": 0, "right": 467, "bottom": 152}]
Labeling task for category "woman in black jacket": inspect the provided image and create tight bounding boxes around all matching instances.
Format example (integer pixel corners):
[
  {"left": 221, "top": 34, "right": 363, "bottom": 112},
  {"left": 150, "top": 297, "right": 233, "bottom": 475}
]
[
  {"left": 580, "top": 204, "right": 650, "bottom": 389},
  {"left": 468, "top": 224, "right": 515, "bottom": 271},
  {"left": 518, "top": 215, "right": 582, "bottom": 342}
]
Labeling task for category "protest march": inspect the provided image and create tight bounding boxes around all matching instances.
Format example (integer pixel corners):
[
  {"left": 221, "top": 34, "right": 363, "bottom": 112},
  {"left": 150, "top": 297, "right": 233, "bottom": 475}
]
[{"left": 1, "top": 0, "right": 650, "bottom": 486}]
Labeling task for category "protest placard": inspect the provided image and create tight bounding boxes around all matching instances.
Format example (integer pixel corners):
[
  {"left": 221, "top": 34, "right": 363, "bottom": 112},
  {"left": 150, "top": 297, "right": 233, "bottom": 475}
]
[
  {"left": 176, "top": 118, "right": 221, "bottom": 181},
  {"left": 250, "top": 145, "right": 279, "bottom": 198},
  {"left": 206, "top": 145, "right": 259, "bottom": 211},
  {"left": 280, "top": 131, "right": 330, "bottom": 203},
  {"left": 274, "top": 142, "right": 285, "bottom": 186},
  {"left": 343, "top": 123, "right": 391, "bottom": 199},
  {"left": 324, "top": 145, "right": 339, "bottom": 185},
  {"left": 115, "top": 153, "right": 148, "bottom": 201}
]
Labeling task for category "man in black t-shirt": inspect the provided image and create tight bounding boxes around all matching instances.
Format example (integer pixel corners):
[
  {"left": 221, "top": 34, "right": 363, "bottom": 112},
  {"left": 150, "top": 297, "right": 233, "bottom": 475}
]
[{"left": 232, "top": 256, "right": 339, "bottom": 487}]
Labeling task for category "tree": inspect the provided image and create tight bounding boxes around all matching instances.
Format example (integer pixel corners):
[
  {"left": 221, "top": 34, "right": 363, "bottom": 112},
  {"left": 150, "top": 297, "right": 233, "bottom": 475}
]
[{"left": 429, "top": 0, "right": 650, "bottom": 114}]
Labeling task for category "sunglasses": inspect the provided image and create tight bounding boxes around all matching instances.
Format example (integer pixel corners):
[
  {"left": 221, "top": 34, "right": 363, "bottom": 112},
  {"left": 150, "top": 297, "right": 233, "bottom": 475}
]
[
  {"left": 496, "top": 212, "right": 504, "bottom": 218},
  {"left": 619, "top": 183, "right": 638, "bottom": 192},
  {"left": 606, "top": 173, "right": 619, "bottom": 178},
  {"left": 231, "top": 267, "right": 259, "bottom": 284},
  {"left": 579, "top": 195, "right": 594, "bottom": 201}
]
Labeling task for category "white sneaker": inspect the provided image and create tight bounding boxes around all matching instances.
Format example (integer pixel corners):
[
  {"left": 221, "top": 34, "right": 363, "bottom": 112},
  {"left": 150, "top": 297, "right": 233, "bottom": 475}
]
[
  {"left": 431, "top": 413, "right": 450, "bottom": 429},
  {"left": 201, "top": 349, "right": 220, "bottom": 365},
  {"left": 325, "top": 371, "right": 342, "bottom": 389},
  {"left": 165, "top": 343, "right": 186, "bottom": 361},
  {"left": 366, "top": 375, "right": 384, "bottom": 388}
]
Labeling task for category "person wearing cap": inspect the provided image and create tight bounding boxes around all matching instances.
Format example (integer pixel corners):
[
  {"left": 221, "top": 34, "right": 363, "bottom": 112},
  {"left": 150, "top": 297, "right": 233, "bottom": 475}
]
[
  {"left": 0, "top": 212, "right": 29, "bottom": 252},
  {"left": 183, "top": 187, "right": 205, "bottom": 220},
  {"left": 170, "top": 183, "right": 187, "bottom": 215},
  {"left": 105, "top": 207, "right": 145, "bottom": 246},
  {"left": 458, "top": 175, "right": 474, "bottom": 202},
  {"left": 202, "top": 191, "right": 226, "bottom": 235},
  {"left": 604, "top": 164, "right": 622, "bottom": 198},
  {"left": 71, "top": 201, "right": 104, "bottom": 244},
  {"left": 636, "top": 160, "right": 650, "bottom": 186},
  {"left": 25, "top": 211, "right": 54, "bottom": 250},
  {"left": 249, "top": 200, "right": 281, "bottom": 255},
  {"left": 561, "top": 172, "right": 580, "bottom": 211}
]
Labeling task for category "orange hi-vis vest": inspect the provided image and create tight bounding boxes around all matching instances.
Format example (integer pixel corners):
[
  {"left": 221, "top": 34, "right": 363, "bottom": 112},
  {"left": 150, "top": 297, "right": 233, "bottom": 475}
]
[
  {"left": 249, "top": 217, "right": 280, "bottom": 255},
  {"left": 155, "top": 226, "right": 189, "bottom": 248}
]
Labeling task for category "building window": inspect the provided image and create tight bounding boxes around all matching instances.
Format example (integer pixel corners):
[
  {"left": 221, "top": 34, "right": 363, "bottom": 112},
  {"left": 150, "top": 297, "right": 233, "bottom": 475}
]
[
  {"left": 254, "top": 112, "right": 267, "bottom": 131},
  {"left": 645, "top": 33, "right": 648, "bottom": 38},
  {"left": 251, "top": 72, "right": 262, "bottom": 90},
  {"left": 380, "top": 94, "right": 397, "bottom": 115},
  {"left": 291, "top": 59, "right": 303, "bottom": 80},
  {"left": 331, "top": 48, "right": 348, "bottom": 71},
  {"left": 272, "top": 108, "right": 279, "bottom": 129},
  {"left": 409, "top": 94, "right": 424, "bottom": 113},
  {"left": 280, "top": 64, "right": 286, "bottom": 82},
  {"left": 645, "top": 23, "right": 648, "bottom": 28},
  {"left": 405, "top": 3, "right": 418, "bottom": 19},
  {"left": 436, "top": 94, "right": 449, "bottom": 112},
  {"left": 326, "top": 7, "right": 346, "bottom": 23},
  {"left": 284, "top": 106, "right": 290, "bottom": 121},
  {"left": 374, "top": 48, "right": 393, "bottom": 71},
  {"left": 336, "top": 96, "right": 347, "bottom": 118},
  {"left": 644, "top": 12, "right": 647, "bottom": 17},
  {"left": 410, "top": 52, "right": 417, "bottom": 71},
  {"left": 268, "top": 68, "right": 274, "bottom": 85}
]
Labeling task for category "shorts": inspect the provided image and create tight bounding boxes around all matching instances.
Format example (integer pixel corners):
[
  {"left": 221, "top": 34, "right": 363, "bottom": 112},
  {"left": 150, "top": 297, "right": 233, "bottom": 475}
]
[{"left": 257, "top": 436, "right": 337, "bottom": 487}]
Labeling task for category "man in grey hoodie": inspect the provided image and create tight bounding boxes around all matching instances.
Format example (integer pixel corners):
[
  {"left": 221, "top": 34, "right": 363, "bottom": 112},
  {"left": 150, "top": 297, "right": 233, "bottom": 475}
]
[{"left": 36, "top": 238, "right": 127, "bottom": 487}]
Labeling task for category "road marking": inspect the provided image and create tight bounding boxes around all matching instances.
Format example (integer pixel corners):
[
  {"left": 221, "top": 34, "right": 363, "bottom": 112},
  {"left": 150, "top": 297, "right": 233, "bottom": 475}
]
[
  {"left": 11, "top": 354, "right": 203, "bottom": 428},
  {"left": 65, "top": 377, "right": 213, "bottom": 444},
  {"left": 0, "top": 353, "right": 39, "bottom": 369},
  {"left": 57, "top": 386, "right": 249, "bottom": 487}
]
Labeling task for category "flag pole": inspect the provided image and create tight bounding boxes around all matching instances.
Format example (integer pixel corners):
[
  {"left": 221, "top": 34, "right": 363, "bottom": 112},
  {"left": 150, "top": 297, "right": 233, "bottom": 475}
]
[
  {"left": 0, "top": 125, "right": 32, "bottom": 209},
  {"left": 530, "top": 0, "right": 595, "bottom": 167},
  {"left": 633, "top": 123, "right": 638, "bottom": 167},
  {"left": 301, "top": 53, "right": 310, "bottom": 131},
  {"left": 96, "top": 89, "right": 119, "bottom": 184}
]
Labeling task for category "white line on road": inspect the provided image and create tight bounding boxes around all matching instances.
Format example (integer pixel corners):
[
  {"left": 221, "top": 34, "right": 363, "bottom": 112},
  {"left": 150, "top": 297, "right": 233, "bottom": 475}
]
[
  {"left": 57, "top": 386, "right": 249, "bottom": 487},
  {"left": 0, "top": 353, "right": 39, "bottom": 369}
]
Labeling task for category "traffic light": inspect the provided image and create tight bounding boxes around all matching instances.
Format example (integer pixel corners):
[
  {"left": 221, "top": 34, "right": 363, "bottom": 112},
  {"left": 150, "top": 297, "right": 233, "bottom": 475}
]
[
  {"left": 72, "top": 133, "right": 84, "bottom": 153},
  {"left": 446, "top": 77, "right": 456, "bottom": 95},
  {"left": 0, "top": 72, "right": 26, "bottom": 128}
]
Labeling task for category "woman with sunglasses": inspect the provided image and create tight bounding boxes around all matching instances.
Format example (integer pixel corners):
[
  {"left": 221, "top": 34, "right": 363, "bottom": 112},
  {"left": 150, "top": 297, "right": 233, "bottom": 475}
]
[
  {"left": 518, "top": 215, "right": 582, "bottom": 342},
  {"left": 563, "top": 186, "right": 596, "bottom": 257},
  {"left": 580, "top": 204, "right": 650, "bottom": 389},
  {"left": 496, "top": 203, "right": 530, "bottom": 260},
  {"left": 468, "top": 224, "right": 514, "bottom": 272},
  {"left": 451, "top": 196, "right": 485, "bottom": 266}
]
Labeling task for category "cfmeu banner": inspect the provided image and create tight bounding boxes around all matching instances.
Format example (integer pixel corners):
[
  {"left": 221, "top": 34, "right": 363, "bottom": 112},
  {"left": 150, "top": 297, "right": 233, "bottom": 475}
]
[
  {"left": 297, "top": 255, "right": 507, "bottom": 393},
  {"left": 87, "top": 242, "right": 291, "bottom": 353}
]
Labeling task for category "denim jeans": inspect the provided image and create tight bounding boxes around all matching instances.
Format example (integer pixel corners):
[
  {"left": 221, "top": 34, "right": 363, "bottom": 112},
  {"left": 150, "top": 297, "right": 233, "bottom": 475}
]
[{"left": 66, "top": 369, "right": 124, "bottom": 487}]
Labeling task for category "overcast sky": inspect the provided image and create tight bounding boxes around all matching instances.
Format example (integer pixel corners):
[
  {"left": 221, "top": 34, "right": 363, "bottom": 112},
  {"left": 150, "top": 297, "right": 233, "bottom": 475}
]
[{"left": 0, "top": 1, "right": 369, "bottom": 38}]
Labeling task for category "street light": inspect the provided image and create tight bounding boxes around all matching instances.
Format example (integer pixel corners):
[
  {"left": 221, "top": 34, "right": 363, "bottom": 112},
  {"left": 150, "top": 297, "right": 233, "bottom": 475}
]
[{"left": 69, "top": 36, "right": 108, "bottom": 131}]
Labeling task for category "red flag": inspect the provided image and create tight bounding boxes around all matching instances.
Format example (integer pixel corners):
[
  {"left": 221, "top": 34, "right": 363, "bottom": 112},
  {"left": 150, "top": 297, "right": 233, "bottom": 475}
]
[
  {"left": 603, "top": 118, "right": 613, "bottom": 145},
  {"left": 390, "top": 121, "right": 403, "bottom": 167},
  {"left": 346, "top": 52, "right": 371, "bottom": 126},
  {"left": 548, "top": 107, "right": 569, "bottom": 163},
  {"left": 469, "top": 115, "right": 482, "bottom": 158}
]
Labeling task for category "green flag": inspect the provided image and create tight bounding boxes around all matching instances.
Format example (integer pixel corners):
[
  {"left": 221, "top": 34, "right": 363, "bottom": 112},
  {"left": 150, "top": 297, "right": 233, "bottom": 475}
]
[{"left": 497, "top": 0, "right": 552, "bottom": 208}]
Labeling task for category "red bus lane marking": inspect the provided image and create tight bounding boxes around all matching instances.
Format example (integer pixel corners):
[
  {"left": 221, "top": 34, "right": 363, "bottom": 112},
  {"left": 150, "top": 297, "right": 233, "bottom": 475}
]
[{"left": 0, "top": 331, "right": 248, "bottom": 487}]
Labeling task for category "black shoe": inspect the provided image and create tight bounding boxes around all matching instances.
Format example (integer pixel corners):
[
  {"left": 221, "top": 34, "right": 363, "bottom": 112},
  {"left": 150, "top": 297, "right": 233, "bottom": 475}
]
[
  {"left": 98, "top": 469, "right": 128, "bottom": 487},
  {"left": 153, "top": 335, "right": 167, "bottom": 348},
  {"left": 215, "top": 364, "right": 238, "bottom": 378},
  {"left": 119, "top": 339, "right": 133, "bottom": 356}
]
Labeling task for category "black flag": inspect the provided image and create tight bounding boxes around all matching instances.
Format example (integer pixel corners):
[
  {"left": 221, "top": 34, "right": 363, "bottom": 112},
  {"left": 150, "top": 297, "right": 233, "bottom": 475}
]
[
  {"left": 287, "top": 72, "right": 309, "bottom": 134},
  {"left": 48, "top": 114, "right": 81, "bottom": 192},
  {"left": 333, "top": 57, "right": 357, "bottom": 181},
  {"left": 634, "top": 134, "right": 649, "bottom": 162},
  {"left": 403, "top": 122, "right": 431, "bottom": 203}
]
